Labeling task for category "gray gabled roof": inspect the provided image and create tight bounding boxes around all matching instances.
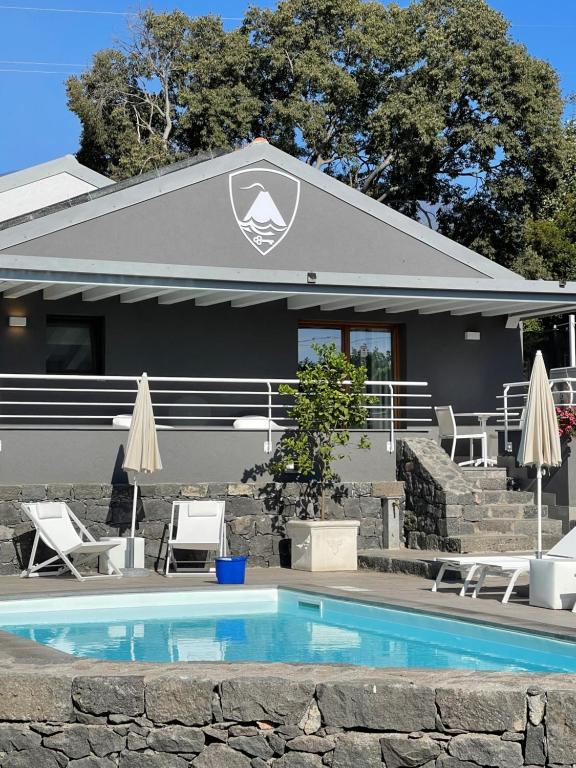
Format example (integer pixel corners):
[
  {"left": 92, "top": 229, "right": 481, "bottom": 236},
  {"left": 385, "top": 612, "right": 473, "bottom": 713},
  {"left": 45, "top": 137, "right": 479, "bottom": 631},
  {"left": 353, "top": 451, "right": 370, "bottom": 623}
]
[
  {"left": 0, "top": 149, "right": 226, "bottom": 231},
  {"left": 0, "top": 155, "right": 113, "bottom": 196},
  {"left": 0, "top": 141, "right": 520, "bottom": 282}
]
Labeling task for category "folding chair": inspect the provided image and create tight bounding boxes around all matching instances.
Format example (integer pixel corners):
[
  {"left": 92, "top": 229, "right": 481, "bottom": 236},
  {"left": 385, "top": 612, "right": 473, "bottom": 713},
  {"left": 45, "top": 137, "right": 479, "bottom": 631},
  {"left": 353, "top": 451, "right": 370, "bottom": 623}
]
[
  {"left": 21, "top": 502, "right": 123, "bottom": 581},
  {"left": 165, "top": 500, "right": 226, "bottom": 577}
]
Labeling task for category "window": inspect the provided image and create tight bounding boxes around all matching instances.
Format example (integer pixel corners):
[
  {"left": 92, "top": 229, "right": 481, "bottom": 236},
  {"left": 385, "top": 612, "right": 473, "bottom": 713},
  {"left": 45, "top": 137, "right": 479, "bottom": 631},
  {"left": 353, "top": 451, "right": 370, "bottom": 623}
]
[
  {"left": 46, "top": 316, "right": 103, "bottom": 374},
  {"left": 297, "top": 326, "right": 343, "bottom": 365},
  {"left": 298, "top": 322, "right": 399, "bottom": 381},
  {"left": 298, "top": 322, "right": 400, "bottom": 429}
]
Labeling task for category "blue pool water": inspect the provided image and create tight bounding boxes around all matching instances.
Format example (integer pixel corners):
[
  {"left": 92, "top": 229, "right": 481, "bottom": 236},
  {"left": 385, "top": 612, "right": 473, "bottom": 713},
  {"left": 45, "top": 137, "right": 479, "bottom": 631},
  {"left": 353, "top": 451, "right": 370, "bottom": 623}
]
[{"left": 0, "top": 588, "right": 575, "bottom": 672}]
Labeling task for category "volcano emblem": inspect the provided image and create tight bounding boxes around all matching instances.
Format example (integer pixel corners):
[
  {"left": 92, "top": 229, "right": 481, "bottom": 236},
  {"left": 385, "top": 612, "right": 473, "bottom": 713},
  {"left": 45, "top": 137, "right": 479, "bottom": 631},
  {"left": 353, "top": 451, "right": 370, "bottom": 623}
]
[{"left": 229, "top": 168, "right": 300, "bottom": 255}]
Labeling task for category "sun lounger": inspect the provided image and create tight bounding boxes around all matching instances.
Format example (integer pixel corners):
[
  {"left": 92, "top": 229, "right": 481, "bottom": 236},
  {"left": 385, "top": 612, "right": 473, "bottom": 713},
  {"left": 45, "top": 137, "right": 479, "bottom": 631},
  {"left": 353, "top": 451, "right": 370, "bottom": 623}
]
[
  {"left": 21, "top": 502, "right": 123, "bottom": 581},
  {"left": 431, "top": 556, "right": 534, "bottom": 597},
  {"left": 434, "top": 525, "right": 576, "bottom": 603},
  {"left": 469, "top": 557, "right": 534, "bottom": 603},
  {"left": 165, "top": 500, "right": 226, "bottom": 577}
]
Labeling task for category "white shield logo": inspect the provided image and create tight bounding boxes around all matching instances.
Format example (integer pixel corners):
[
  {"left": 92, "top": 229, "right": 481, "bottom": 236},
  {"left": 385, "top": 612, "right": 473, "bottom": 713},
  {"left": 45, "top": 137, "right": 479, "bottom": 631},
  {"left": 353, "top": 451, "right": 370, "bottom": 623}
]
[{"left": 229, "top": 167, "right": 300, "bottom": 255}]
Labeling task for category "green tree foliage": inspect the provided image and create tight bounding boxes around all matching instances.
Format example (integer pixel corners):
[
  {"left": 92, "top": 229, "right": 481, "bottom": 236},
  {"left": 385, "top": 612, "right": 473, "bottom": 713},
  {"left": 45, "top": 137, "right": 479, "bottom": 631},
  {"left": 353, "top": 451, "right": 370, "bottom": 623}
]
[
  {"left": 511, "top": 121, "right": 576, "bottom": 368},
  {"left": 68, "top": 11, "right": 258, "bottom": 177},
  {"left": 513, "top": 121, "right": 576, "bottom": 282},
  {"left": 272, "top": 343, "right": 372, "bottom": 519},
  {"left": 67, "top": 0, "right": 564, "bottom": 266}
]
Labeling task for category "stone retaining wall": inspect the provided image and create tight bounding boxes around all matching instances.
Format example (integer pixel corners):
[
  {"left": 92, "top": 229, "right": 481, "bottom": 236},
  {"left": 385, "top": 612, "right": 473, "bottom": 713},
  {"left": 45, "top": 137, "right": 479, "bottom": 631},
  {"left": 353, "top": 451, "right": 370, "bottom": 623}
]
[
  {"left": 0, "top": 663, "right": 573, "bottom": 767},
  {"left": 398, "top": 437, "right": 477, "bottom": 550},
  {"left": 0, "top": 481, "right": 404, "bottom": 574}
]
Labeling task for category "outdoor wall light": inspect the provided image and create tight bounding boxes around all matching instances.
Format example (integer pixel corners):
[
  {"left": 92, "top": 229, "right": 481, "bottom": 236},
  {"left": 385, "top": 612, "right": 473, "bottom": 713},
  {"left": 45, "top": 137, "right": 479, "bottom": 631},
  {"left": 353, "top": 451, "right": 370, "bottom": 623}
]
[
  {"left": 464, "top": 331, "right": 481, "bottom": 341},
  {"left": 307, "top": 272, "right": 317, "bottom": 284},
  {"left": 8, "top": 316, "right": 27, "bottom": 327}
]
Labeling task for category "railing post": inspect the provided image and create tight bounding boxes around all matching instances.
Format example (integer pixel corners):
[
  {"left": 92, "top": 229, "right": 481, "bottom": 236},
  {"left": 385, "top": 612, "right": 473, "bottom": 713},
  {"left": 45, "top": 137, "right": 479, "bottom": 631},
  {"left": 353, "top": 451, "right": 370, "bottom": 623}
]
[
  {"left": 388, "top": 383, "right": 395, "bottom": 453},
  {"left": 265, "top": 381, "right": 273, "bottom": 454},
  {"left": 503, "top": 385, "right": 510, "bottom": 451}
]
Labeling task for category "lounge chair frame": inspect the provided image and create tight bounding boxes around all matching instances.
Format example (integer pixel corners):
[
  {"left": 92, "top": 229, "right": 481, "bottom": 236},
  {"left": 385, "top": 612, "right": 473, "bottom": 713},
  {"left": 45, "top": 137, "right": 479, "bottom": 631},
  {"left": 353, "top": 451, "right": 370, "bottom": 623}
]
[
  {"left": 433, "top": 526, "right": 576, "bottom": 603},
  {"left": 165, "top": 500, "right": 227, "bottom": 577},
  {"left": 21, "top": 502, "right": 123, "bottom": 581}
]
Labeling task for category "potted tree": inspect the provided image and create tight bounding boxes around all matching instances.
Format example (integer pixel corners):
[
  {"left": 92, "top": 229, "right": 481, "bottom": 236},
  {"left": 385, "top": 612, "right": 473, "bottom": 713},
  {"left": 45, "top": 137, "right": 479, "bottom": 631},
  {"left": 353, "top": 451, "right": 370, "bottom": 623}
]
[{"left": 273, "top": 343, "right": 373, "bottom": 571}]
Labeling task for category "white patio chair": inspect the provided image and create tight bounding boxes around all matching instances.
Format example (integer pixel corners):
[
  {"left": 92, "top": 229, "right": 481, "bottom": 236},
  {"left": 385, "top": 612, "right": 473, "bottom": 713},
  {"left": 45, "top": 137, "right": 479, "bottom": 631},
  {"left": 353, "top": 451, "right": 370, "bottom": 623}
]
[
  {"left": 433, "top": 525, "right": 576, "bottom": 603},
  {"left": 165, "top": 500, "right": 226, "bottom": 577},
  {"left": 435, "top": 405, "right": 487, "bottom": 467},
  {"left": 21, "top": 502, "right": 123, "bottom": 581}
]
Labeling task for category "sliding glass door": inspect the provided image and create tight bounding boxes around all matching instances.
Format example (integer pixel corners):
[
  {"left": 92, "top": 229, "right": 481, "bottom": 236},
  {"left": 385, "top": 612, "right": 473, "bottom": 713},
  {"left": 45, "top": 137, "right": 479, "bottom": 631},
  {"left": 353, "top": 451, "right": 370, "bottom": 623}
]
[{"left": 349, "top": 329, "right": 394, "bottom": 428}]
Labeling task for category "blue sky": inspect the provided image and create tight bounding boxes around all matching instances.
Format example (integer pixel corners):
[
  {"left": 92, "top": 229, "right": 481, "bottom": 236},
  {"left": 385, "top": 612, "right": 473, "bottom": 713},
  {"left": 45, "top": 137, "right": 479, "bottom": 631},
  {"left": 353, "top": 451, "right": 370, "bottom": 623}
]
[{"left": 0, "top": 0, "right": 574, "bottom": 174}]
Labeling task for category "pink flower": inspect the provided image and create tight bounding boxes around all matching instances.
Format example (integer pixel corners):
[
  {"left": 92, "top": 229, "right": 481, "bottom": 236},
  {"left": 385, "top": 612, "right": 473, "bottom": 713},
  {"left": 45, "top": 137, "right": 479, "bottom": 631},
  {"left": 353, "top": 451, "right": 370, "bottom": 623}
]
[{"left": 556, "top": 406, "right": 576, "bottom": 439}]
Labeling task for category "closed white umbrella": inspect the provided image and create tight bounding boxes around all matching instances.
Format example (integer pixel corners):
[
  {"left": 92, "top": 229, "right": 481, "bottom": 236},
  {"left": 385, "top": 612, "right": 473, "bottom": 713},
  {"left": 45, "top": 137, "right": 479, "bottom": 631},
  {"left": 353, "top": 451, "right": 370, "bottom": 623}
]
[
  {"left": 517, "top": 351, "right": 562, "bottom": 556},
  {"left": 122, "top": 372, "right": 162, "bottom": 570}
]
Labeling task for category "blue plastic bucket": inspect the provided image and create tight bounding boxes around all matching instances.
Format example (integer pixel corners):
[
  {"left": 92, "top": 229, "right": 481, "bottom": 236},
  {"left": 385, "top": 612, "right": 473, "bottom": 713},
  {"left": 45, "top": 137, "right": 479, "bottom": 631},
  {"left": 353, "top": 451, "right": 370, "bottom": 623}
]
[{"left": 215, "top": 556, "right": 248, "bottom": 585}]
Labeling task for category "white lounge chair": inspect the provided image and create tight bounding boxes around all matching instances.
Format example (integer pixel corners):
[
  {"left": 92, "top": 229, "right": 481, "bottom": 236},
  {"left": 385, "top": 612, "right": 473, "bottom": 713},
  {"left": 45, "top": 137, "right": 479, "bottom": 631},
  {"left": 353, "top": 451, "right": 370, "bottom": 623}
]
[
  {"left": 435, "top": 405, "right": 487, "bottom": 467},
  {"left": 433, "top": 525, "right": 576, "bottom": 604},
  {"left": 432, "top": 555, "right": 531, "bottom": 597},
  {"left": 165, "top": 500, "right": 226, "bottom": 577},
  {"left": 21, "top": 502, "right": 123, "bottom": 581}
]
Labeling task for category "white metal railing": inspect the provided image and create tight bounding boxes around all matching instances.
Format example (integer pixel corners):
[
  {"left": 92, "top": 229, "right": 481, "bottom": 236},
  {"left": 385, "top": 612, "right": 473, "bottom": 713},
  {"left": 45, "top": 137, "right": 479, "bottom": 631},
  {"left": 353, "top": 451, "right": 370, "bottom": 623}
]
[
  {"left": 0, "top": 373, "right": 432, "bottom": 453},
  {"left": 499, "top": 377, "right": 576, "bottom": 447}
]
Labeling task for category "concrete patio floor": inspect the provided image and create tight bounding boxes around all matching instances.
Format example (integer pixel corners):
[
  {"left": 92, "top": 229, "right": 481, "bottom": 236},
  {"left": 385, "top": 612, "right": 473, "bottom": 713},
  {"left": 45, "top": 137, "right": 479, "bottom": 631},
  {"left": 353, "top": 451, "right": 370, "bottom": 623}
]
[{"left": 0, "top": 561, "right": 575, "bottom": 643}]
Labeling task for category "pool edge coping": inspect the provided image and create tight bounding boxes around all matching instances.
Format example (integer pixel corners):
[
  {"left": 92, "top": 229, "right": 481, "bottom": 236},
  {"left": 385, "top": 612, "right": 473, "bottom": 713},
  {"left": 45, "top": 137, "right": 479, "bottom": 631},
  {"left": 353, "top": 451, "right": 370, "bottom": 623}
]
[{"left": 2, "top": 581, "right": 576, "bottom": 672}]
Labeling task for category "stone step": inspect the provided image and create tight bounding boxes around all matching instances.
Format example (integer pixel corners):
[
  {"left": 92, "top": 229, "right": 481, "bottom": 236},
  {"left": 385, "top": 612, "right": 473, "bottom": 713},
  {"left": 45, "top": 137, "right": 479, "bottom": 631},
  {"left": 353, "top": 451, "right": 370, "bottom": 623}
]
[
  {"left": 461, "top": 467, "right": 508, "bottom": 479},
  {"left": 470, "top": 518, "right": 563, "bottom": 535},
  {"left": 481, "top": 490, "right": 534, "bottom": 504},
  {"left": 460, "top": 467, "right": 508, "bottom": 490},
  {"left": 449, "top": 532, "right": 560, "bottom": 554},
  {"left": 463, "top": 504, "right": 548, "bottom": 521},
  {"left": 497, "top": 455, "right": 517, "bottom": 469}
]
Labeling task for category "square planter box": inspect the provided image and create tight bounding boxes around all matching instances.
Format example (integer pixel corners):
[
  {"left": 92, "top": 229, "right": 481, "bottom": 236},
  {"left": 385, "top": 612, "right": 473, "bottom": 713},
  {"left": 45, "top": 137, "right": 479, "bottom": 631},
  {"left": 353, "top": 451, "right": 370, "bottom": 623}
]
[
  {"left": 286, "top": 519, "right": 360, "bottom": 572},
  {"left": 98, "top": 536, "right": 145, "bottom": 574},
  {"left": 529, "top": 558, "right": 576, "bottom": 609}
]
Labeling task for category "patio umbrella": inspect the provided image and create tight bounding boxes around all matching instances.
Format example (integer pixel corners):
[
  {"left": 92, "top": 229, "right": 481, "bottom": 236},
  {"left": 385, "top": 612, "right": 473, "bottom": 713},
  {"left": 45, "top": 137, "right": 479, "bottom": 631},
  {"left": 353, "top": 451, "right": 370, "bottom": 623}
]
[
  {"left": 517, "top": 350, "right": 561, "bottom": 557},
  {"left": 122, "top": 372, "right": 162, "bottom": 569}
]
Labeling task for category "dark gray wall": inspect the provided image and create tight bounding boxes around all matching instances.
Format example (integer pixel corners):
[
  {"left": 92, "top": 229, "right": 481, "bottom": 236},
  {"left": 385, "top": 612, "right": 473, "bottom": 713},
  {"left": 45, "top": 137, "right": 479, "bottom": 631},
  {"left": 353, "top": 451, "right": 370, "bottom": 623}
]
[
  {"left": 0, "top": 294, "right": 522, "bottom": 416},
  {"left": 0, "top": 428, "right": 396, "bottom": 484},
  {"left": 3, "top": 161, "right": 486, "bottom": 279}
]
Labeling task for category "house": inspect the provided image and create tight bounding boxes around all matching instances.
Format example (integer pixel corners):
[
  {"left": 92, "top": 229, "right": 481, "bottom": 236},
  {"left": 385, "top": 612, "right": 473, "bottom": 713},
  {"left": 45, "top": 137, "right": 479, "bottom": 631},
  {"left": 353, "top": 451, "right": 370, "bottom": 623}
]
[
  {"left": 0, "top": 155, "right": 113, "bottom": 223},
  {"left": 0, "top": 138, "right": 574, "bottom": 485}
]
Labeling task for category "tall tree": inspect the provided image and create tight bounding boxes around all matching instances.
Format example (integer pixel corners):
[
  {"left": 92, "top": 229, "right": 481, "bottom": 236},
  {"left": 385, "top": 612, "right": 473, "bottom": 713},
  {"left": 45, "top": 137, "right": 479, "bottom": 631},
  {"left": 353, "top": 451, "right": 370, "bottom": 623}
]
[
  {"left": 513, "top": 121, "right": 576, "bottom": 282},
  {"left": 68, "top": 11, "right": 259, "bottom": 177},
  {"left": 67, "top": 0, "right": 564, "bottom": 267}
]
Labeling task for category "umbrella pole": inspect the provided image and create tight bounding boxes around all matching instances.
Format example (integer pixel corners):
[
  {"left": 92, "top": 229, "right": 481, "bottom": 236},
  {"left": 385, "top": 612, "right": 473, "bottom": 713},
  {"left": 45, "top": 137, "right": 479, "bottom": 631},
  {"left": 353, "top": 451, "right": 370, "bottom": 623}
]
[
  {"left": 536, "top": 465, "right": 543, "bottom": 558},
  {"left": 129, "top": 475, "right": 138, "bottom": 569}
]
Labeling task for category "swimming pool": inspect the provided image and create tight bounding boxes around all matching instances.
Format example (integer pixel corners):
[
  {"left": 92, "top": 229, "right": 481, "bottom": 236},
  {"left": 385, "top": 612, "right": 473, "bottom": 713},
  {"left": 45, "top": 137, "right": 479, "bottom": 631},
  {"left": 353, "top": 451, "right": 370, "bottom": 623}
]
[{"left": 0, "top": 587, "right": 575, "bottom": 672}]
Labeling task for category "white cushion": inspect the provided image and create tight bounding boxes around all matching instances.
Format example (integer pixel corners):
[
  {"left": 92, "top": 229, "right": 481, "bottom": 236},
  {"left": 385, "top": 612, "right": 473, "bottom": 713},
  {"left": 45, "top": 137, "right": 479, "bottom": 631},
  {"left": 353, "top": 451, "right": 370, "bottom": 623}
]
[
  {"left": 113, "top": 414, "right": 174, "bottom": 430},
  {"left": 36, "top": 504, "right": 65, "bottom": 520},
  {"left": 112, "top": 415, "right": 132, "bottom": 429},
  {"left": 233, "top": 415, "right": 281, "bottom": 430},
  {"left": 186, "top": 506, "right": 218, "bottom": 517}
]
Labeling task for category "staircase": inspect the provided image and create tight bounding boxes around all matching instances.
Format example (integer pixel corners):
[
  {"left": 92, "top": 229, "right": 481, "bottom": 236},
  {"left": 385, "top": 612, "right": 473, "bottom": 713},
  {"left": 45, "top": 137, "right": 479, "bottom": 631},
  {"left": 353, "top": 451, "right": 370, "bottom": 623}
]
[
  {"left": 397, "top": 438, "right": 563, "bottom": 553},
  {"left": 455, "top": 467, "right": 563, "bottom": 553}
]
